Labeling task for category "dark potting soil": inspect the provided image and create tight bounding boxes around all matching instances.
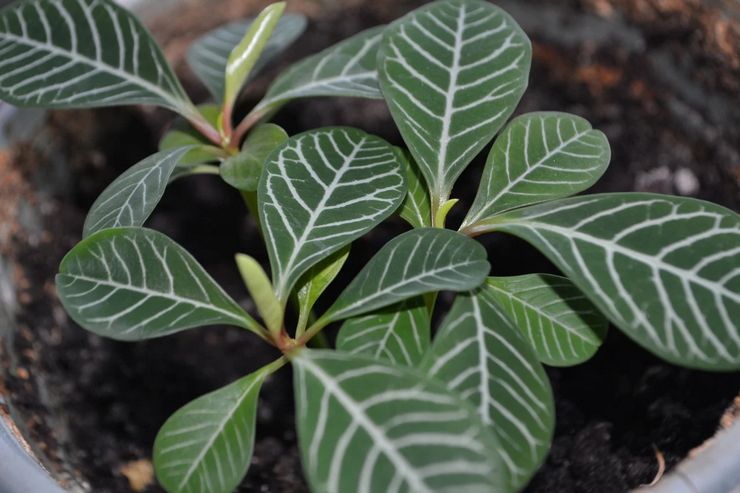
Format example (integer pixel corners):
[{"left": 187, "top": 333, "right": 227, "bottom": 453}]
[{"left": 1, "top": 1, "right": 739, "bottom": 492}]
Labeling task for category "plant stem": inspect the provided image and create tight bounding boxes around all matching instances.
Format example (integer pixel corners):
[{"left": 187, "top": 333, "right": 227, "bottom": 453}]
[
  {"left": 297, "top": 317, "right": 330, "bottom": 346},
  {"left": 261, "top": 355, "right": 288, "bottom": 375},
  {"left": 186, "top": 164, "right": 221, "bottom": 176},
  {"left": 186, "top": 110, "right": 222, "bottom": 147}
]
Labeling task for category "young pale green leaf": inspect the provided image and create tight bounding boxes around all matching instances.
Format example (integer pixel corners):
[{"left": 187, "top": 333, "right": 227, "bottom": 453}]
[
  {"left": 220, "top": 123, "right": 288, "bottom": 192},
  {"left": 259, "top": 127, "right": 405, "bottom": 303},
  {"left": 223, "top": 2, "right": 285, "bottom": 105},
  {"left": 294, "top": 245, "right": 350, "bottom": 335},
  {"left": 159, "top": 130, "right": 223, "bottom": 167},
  {"left": 292, "top": 349, "right": 507, "bottom": 493},
  {"left": 235, "top": 254, "right": 283, "bottom": 336},
  {"left": 251, "top": 25, "right": 385, "bottom": 115},
  {"left": 462, "top": 112, "right": 610, "bottom": 229},
  {"left": 187, "top": 14, "right": 306, "bottom": 100},
  {"left": 336, "top": 298, "right": 430, "bottom": 367},
  {"left": 425, "top": 289, "right": 555, "bottom": 491},
  {"left": 378, "top": 0, "right": 531, "bottom": 201},
  {"left": 0, "top": 0, "right": 194, "bottom": 115},
  {"left": 56, "top": 227, "right": 262, "bottom": 340},
  {"left": 486, "top": 275, "right": 608, "bottom": 366},
  {"left": 397, "top": 148, "right": 431, "bottom": 229},
  {"left": 483, "top": 193, "right": 740, "bottom": 371},
  {"left": 154, "top": 366, "right": 269, "bottom": 493},
  {"left": 321, "top": 228, "right": 489, "bottom": 323},
  {"left": 83, "top": 147, "right": 192, "bottom": 238}
]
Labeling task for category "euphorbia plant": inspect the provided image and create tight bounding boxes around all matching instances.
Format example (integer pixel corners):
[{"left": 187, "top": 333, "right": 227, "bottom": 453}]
[{"left": 1, "top": 0, "right": 738, "bottom": 492}]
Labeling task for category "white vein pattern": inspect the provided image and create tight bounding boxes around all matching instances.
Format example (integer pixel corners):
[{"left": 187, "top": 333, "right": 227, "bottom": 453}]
[
  {"left": 486, "top": 275, "right": 608, "bottom": 366},
  {"left": 56, "top": 227, "right": 254, "bottom": 340},
  {"left": 83, "top": 147, "right": 190, "bottom": 238},
  {"left": 253, "top": 25, "right": 384, "bottom": 113},
  {"left": 293, "top": 350, "right": 505, "bottom": 493},
  {"left": 324, "top": 228, "right": 489, "bottom": 323},
  {"left": 463, "top": 112, "right": 610, "bottom": 228},
  {"left": 259, "top": 127, "right": 404, "bottom": 302},
  {"left": 492, "top": 193, "right": 740, "bottom": 370},
  {"left": 186, "top": 14, "right": 306, "bottom": 99},
  {"left": 378, "top": 0, "right": 531, "bottom": 199},
  {"left": 0, "top": 0, "right": 190, "bottom": 111},
  {"left": 425, "top": 289, "right": 554, "bottom": 491},
  {"left": 154, "top": 369, "right": 266, "bottom": 493},
  {"left": 336, "top": 299, "right": 430, "bottom": 367}
]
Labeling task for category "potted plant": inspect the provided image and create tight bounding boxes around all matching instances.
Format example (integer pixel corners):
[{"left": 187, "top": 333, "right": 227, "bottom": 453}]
[{"left": 0, "top": 0, "right": 737, "bottom": 492}]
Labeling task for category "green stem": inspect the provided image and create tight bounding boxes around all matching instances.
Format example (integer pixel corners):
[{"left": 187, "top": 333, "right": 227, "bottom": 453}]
[
  {"left": 307, "top": 331, "right": 329, "bottom": 349},
  {"left": 260, "top": 355, "right": 288, "bottom": 375},
  {"left": 187, "top": 164, "right": 221, "bottom": 176},
  {"left": 298, "top": 316, "right": 330, "bottom": 346}
]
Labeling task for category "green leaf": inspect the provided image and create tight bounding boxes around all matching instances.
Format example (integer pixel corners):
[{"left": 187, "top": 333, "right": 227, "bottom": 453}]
[
  {"left": 0, "top": 0, "right": 194, "bottom": 116},
  {"left": 224, "top": 2, "right": 285, "bottom": 105},
  {"left": 82, "top": 147, "right": 192, "bottom": 238},
  {"left": 252, "top": 25, "right": 384, "bottom": 114},
  {"left": 486, "top": 275, "right": 608, "bottom": 366},
  {"left": 462, "top": 112, "right": 610, "bottom": 229},
  {"left": 336, "top": 298, "right": 430, "bottom": 367},
  {"left": 294, "top": 245, "right": 350, "bottom": 335},
  {"left": 292, "top": 349, "right": 507, "bottom": 493},
  {"left": 485, "top": 193, "right": 740, "bottom": 371},
  {"left": 378, "top": 0, "right": 531, "bottom": 201},
  {"left": 235, "top": 254, "right": 283, "bottom": 336},
  {"left": 220, "top": 123, "right": 288, "bottom": 192},
  {"left": 424, "top": 289, "right": 555, "bottom": 491},
  {"left": 321, "top": 228, "right": 489, "bottom": 323},
  {"left": 187, "top": 14, "right": 306, "bottom": 100},
  {"left": 159, "top": 130, "right": 223, "bottom": 167},
  {"left": 259, "top": 127, "right": 405, "bottom": 303},
  {"left": 56, "top": 227, "right": 262, "bottom": 340},
  {"left": 154, "top": 365, "right": 269, "bottom": 493},
  {"left": 397, "top": 148, "right": 431, "bottom": 229}
]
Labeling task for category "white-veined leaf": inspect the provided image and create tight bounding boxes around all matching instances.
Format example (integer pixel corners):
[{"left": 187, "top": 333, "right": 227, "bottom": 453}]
[
  {"left": 82, "top": 147, "right": 192, "bottom": 238},
  {"left": 486, "top": 275, "right": 608, "bottom": 366},
  {"left": 187, "top": 14, "right": 306, "bottom": 99},
  {"left": 0, "top": 0, "right": 193, "bottom": 115},
  {"left": 397, "top": 148, "right": 431, "bottom": 229},
  {"left": 462, "top": 112, "right": 610, "bottom": 229},
  {"left": 485, "top": 193, "right": 740, "bottom": 371},
  {"left": 293, "top": 349, "right": 507, "bottom": 493},
  {"left": 321, "top": 228, "right": 489, "bottom": 323},
  {"left": 56, "top": 227, "right": 262, "bottom": 340},
  {"left": 252, "top": 25, "right": 384, "bottom": 114},
  {"left": 258, "top": 127, "right": 405, "bottom": 303},
  {"left": 378, "top": 0, "right": 531, "bottom": 201},
  {"left": 425, "top": 289, "right": 554, "bottom": 491},
  {"left": 154, "top": 366, "right": 269, "bottom": 493},
  {"left": 336, "top": 298, "right": 430, "bottom": 367},
  {"left": 294, "top": 245, "right": 350, "bottom": 334}
]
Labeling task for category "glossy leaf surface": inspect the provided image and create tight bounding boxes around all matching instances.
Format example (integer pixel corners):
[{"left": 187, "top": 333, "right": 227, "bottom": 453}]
[
  {"left": 397, "top": 149, "right": 431, "bottom": 229},
  {"left": 425, "top": 289, "right": 554, "bottom": 490},
  {"left": 487, "top": 193, "right": 740, "bottom": 370},
  {"left": 56, "top": 228, "right": 259, "bottom": 340}
]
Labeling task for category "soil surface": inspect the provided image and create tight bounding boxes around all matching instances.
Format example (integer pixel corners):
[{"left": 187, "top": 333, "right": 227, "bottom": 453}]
[{"left": 1, "top": 1, "right": 738, "bottom": 492}]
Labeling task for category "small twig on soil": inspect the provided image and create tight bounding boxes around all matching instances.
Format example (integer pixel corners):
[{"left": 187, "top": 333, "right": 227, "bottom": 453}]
[{"left": 641, "top": 445, "right": 666, "bottom": 487}]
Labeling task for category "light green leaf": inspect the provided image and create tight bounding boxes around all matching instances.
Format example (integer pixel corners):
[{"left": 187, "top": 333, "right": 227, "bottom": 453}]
[
  {"left": 486, "top": 275, "right": 608, "bottom": 366},
  {"left": 187, "top": 14, "right": 306, "bottom": 100},
  {"left": 224, "top": 2, "right": 285, "bottom": 105},
  {"left": 378, "top": 0, "right": 531, "bottom": 201},
  {"left": 235, "top": 253, "right": 283, "bottom": 336},
  {"left": 83, "top": 147, "right": 192, "bottom": 238},
  {"left": 56, "top": 227, "right": 261, "bottom": 340},
  {"left": 336, "top": 298, "right": 430, "bottom": 367},
  {"left": 259, "top": 127, "right": 405, "bottom": 303},
  {"left": 159, "top": 130, "right": 223, "bottom": 167},
  {"left": 252, "top": 25, "right": 384, "bottom": 114},
  {"left": 425, "top": 289, "right": 554, "bottom": 491},
  {"left": 321, "top": 228, "right": 489, "bottom": 323},
  {"left": 154, "top": 365, "right": 269, "bottom": 493},
  {"left": 462, "top": 112, "right": 610, "bottom": 229},
  {"left": 295, "top": 245, "right": 350, "bottom": 335},
  {"left": 0, "top": 0, "right": 194, "bottom": 115},
  {"left": 293, "top": 349, "right": 507, "bottom": 493},
  {"left": 484, "top": 193, "right": 740, "bottom": 371},
  {"left": 397, "top": 148, "right": 431, "bottom": 229},
  {"left": 220, "top": 123, "right": 288, "bottom": 192}
]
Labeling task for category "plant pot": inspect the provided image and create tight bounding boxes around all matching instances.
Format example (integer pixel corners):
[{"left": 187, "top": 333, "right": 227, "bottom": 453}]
[{"left": 0, "top": 1, "right": 738, "bottom": 492}]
